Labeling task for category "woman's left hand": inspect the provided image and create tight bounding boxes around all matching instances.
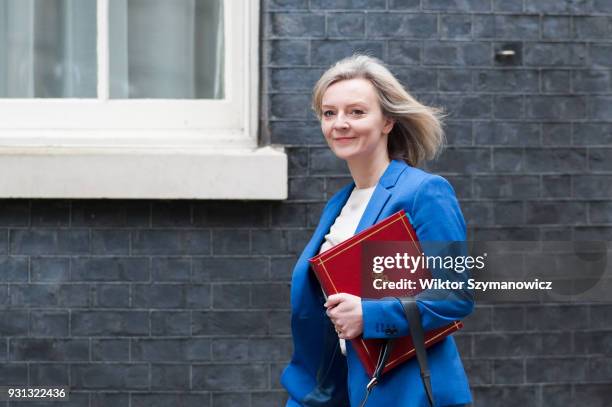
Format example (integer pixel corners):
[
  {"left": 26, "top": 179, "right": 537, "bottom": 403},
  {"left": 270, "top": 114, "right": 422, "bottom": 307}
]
[{"left": 324, "top": 293, "right": 363, "bottom": 340}]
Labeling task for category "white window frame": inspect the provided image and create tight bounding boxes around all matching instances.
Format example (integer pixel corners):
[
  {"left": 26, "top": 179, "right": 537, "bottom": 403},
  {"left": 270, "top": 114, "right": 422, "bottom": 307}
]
[{"left": 0, "top": 0, "right": 287, "bottom": 200}]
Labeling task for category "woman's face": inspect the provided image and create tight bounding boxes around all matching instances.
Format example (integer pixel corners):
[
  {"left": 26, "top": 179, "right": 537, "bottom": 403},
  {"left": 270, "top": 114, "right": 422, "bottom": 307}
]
[{"left": 320, "top": 78, "right": 394, "bottom": 163}]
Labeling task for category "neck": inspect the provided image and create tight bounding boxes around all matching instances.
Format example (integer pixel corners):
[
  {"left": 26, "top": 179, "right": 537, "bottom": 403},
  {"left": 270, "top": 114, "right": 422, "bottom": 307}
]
[{"left": 347, "top": 154, "right": 390, "bottom": 189}]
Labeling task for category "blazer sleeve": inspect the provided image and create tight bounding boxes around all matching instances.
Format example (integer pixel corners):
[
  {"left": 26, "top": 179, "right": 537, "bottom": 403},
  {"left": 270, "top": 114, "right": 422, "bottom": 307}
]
[{"left": 361, "top": 175, "right": 474, "bottom": 339}]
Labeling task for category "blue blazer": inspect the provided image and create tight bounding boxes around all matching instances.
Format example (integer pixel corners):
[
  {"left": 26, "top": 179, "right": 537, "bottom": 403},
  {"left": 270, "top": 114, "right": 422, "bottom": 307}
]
[{"left": 280, "top": 159, "right": 474, "bottom": 407}]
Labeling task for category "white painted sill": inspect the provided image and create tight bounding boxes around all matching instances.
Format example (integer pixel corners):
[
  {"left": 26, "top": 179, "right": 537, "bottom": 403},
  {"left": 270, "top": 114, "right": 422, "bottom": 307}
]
[{"left": 0, "top": 144, "right": 287, "bottom": 200}]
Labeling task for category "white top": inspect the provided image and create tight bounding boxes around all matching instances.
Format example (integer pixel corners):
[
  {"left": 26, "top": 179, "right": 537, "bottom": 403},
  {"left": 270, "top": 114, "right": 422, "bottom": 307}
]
[{"left": 319, "top": 185, "right": 376, "bottom": 356}]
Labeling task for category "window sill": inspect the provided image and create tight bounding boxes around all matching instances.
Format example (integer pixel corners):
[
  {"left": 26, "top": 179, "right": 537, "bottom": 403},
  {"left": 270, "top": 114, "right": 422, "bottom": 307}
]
[{"left": 0, "top": 144, "right": 287, "bottom": 200}]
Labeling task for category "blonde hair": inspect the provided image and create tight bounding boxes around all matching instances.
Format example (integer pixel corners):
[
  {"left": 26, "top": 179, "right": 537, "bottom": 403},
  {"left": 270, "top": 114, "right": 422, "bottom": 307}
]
[{"left": 311, "top": 54, "right": 447, "bottom": 167}]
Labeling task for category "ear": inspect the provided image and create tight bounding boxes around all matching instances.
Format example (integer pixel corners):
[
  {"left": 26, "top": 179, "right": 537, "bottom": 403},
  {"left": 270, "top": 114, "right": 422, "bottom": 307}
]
[{"left": 383, "top": 116, "right": 395, "bottom": 135}]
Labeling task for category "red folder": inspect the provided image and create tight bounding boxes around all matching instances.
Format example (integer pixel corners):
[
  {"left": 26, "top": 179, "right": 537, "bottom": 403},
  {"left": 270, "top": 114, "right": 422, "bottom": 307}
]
[{"left": 309, "top": 209, "right": 463, "bottom": 377}]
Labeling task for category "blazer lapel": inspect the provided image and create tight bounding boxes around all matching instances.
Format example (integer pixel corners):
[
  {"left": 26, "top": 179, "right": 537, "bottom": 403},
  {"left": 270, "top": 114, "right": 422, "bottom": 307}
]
[{"left": 354, "top": 159, "right": 408, "bottom": 234}]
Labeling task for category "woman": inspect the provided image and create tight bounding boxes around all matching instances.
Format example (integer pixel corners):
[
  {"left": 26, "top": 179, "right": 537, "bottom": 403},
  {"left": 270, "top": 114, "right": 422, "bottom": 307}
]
[{"left": 280, "top": 54, "right": 474, "bottom": 407}]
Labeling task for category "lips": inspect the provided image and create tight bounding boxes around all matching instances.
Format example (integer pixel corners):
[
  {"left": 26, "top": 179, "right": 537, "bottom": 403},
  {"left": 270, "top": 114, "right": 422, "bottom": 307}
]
[{"left": 334, "top": 137, "right": 356, "bottom": 142}]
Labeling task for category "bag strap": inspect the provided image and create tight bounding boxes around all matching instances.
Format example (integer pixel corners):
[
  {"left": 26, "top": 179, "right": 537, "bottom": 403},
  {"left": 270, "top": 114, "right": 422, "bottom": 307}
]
[{"left": 358, "top": 297, "right": 435, "bottom": 407}]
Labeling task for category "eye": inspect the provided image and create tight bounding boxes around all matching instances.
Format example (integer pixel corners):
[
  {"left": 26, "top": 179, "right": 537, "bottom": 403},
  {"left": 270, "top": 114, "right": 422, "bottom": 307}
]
[
  {"left": 323, "top": 110, "right": 335, "bottom": 117},
  {"left": 352, "top": 109, "right": 364, "bottom": 115}
]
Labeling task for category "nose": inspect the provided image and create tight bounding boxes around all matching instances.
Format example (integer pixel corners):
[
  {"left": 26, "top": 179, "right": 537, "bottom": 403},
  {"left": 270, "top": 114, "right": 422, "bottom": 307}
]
[{"left": 332, "top": 112, "right": 349, "bottom": 130}]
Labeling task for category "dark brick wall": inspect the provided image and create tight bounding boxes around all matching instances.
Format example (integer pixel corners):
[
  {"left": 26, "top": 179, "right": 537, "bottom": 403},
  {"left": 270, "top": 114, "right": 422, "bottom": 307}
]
[{"left": 0, "top": 1, "right": 611, "bottom": 406}]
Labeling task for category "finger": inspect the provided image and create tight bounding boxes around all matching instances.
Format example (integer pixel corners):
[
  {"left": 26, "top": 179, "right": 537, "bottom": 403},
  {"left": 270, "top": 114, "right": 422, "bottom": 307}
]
[{"left": 324, "top": 293, "right": 345, "bottom": 308}]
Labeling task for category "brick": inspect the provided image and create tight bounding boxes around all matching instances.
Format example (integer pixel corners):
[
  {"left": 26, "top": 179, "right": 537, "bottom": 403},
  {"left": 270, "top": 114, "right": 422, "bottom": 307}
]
[
  {"left": 151, "top": 364, "right": 190, "bottom": 389},
  {"left": 542, "top": 16, "right": 571, "bottom": 39},
  {"left": 269, "top": 68, "right": 324, "bottom": 91},
  {"left": 574, "top": 226, "right": 612, "bottom": 240},
  {"left": 462, "top": 306, "right": 492, "bottom": 332},
  {"left": 151, "top": 201, "right": 192, "bottom": 227},
  {"left": 493, "top": 359, "right": 523, "bottom": 384},
  {"left": 543, "top": 123, "right": 571, "bottom": 145},
  {"left": 391, "top": 67, "right": 437, "bottom": 92},
  {"left": 493, "top": 201, "right": 524, "bottom": 224},
  {"left": 152, "top": 257, "right": 191, "bottom": 282},
  {"left": 0, "top": 363, "right": 27, "bottom": 385},
  {"left": 287, "top": 147, "right": 309, "bottom": 177},
  {"left": 461, "top": 201, "right": 493, "bottom": 226},
  {"left": 71, "top": 257, "right": 149, "bottom": 281},
  {"left": 493, "top": 96, "right": 524, "bottom": 119},
  {"left": 212, "top": 393, "right": 250, "bottom": 407},
  {"left": 589, "top": 148, "right": 612, "bottom": 172},
  {"left": 526, "top": 201, "right": 586, "bottom": 225},
  {"left": 251, "top": 283, "right": 291, "bottom": 308},
  {"left": 10, "top": 338, "right": 88, "bottom": 361},
  {"left": 10, "top": 229, "right": 89, "bottom": 255},
  {"left": 252, "top": 391, "right": 289, "bottom": 407},
  {"left": 475, "top": 122, "right": 539, "bottom": 146},
  {"left": 0, "top": 231, "right": 7, "bottom": 255},
  {"left": 251, "top": 230, "right": 289, "bottom": 255},
  {"left": 539, "top": 332, "right": 572, "bottom": 355},
  {"left": 151, "top": 311, "right": 191, "bottom": 336},
  {"left": 310, "top": 40, "right": 384, "bottom": 66},
  {"left": 590, "top": 305, "right": 612, "bottom": 329},
  {"left": 472, "top": 333, "right": 543, "bottom": 357},
  {"left": 30, "top": 201, "right": 69, "bottom": 226},
  {"left": 270, "top": 256, "right": 296, "bottom": 281},
  {"left": 525, "top": 44, "right": 586, "bottom": 67},
  {"left": 132, "top": 338, "right": 210, "bottom": 362},
  {"left": 424, "top": 42, "right": 489, "bottom": 66},
  {"left": 194, "top": 257, "right": 268, "bottom": 282},
  {"left": 575, "top": 331, "right": 612, "bottom": 355},
  {"left": 492, "top": 0, "right": 521, "bottom": 11},
  {"left": 212, "top": 230, "right": 250, "bottom": 255},
  {"left": 0, "top": 310, "right": 28, "bottom": 335},
  {"left": 0, "top": 201, "right": 29, "bottom": 226},
  {"left": 91, "top": 393, "right": 130, "bottom": 407},
  {"left": 462, "top": 359, "right": 491, "bottom": 385},
  {"left": 438, "top": 69, "right": 472, "bottom": 92},
  {"left": 91, "top": 339, "right": 130, "bottom": 361},
  {"left": 270, "top": 93, "right": 313, "bottom": 119},
  {"left": 325, "top": 176, "right": 353, "bottom": 197},
  {"left": 29, "top": 364, "right": 69, "bottom": 385},
  {"left": 574, "top": 123, "right": 612, "bottom": 145},
  {"left": 525, "top": 0, "right": 592, "bottom": 13},
  {"left": 573, "top": 16, "right": 612, "bottom": 39},
  {"left": 270, "top": 203, "right": 307, "bottom": 227},
  {"left": 289, "top": 177, "right": 326, "bottom": 200},
  {"left": 574, "top": 384, "right": 612, "bottom": 406},
  {"left": 440, "top": 14, "right": 472, "bottom": 39},
  {"left": 472, "top": 385, "right": 537, "bottom": 407},
  {"left": 91, "top": 230, "right": 130, "bottom": 255},
  {"left": 192, "top": 311, "right": 268, "bottom": 336},
  {"left": 428, "top": 147, "right": 491, "bottom": 173},
  {"left": 437, "top": 95, "right": 492, "bottom": 119},
  {"left": 573, "top": 69, "right": 611, "bottom": 93},
  {"left": 526, "top": 357, "right": 587, "bottom": 382},
  {"left": 589, "top": 202, "right": 612, "bottom": 223},
  {"left": 0, "top": 256, "right": 28, "bottom": 281},
  {"left": 71, "top": 364, "right": 149, "bottom": 389},
  {"left": 525, "top": 305, "right": 589, "bottom": 330},
  {"left": 267, "top": 13, "right": 325, "bottom": 37},
  {"left": 588, "top": 357, "right": 612, "bottom": 381},
  {"left": 212, "top": 284, "right": 250, "bottom": 309},
  {"left": 193, "top": 202, "right": 268, "bottom": 228},
  {"left": 473, "top": 176, "right": 539, "bottom": 199},
  {"left": 249, "top": 338, "right": 293, "bottom": 361},
  {"left": 132, "top": 394, "right": 209, "bottom": 407},
  {"left": 71, "top": 200, "right": 150, "bottom": 227},
  {"left": 366, "top": 14, "right": 437, "bottom": 38},
  {"left": 590, "top": 45, "right": 612, "bottom": 68},
  {"left": 541, "top": 69, "right": 571, "bottom": 93},
  {"left": 542, "top": 175, "right": 571, "bottom": 198},
  {"left": 30, "top": 311, "right": 69, "bottom": 336},
  {"left": 192, "top": 364, "right": 267, "bottom": 390},
  {"left": 327, "top": 13, "right": 365, "bottom": 38},
  {"left": 71, "top": 311, "right": 149, "bottom": 336},
  {"left": 264, "top": 40, "right": 309, "bottom": 66},
  {"left": 524, "top": 148, "right": 587, "bottom": 172},
  {"left": 592, "top": 96, "right": 612, "bottom": 120},
  {"left": 268, "top": 310, "right": 291, "bottom": 335},
  {"left": 445, "top": 175, "right": 472, "bottom": 199},
  {"left": 10, "top": 284, "right": 90, "bottom": 307},
  {"left": 593, "top": 0, "right": 612, "bottom": 11},
  {"left": 93, "top": 283, "right": 129, "bottom": 308},
  {"left": 132, "top": 230, "right": 211, "bottom": 255},
  {"left": 311, "top": 0, "right": 386, "bottom": 8},
  {"left": 476, "top": 69, "right": 538, "bottom": 92},
  {"left": 212, "top": 339, "right": 249, "bottom": 361},
  {"left": 270, "top": 121, "right": 324, "bottom": 145},
  {"left": 423, "top": 0, "right": 490, "bottom": 11},
  {"left": 472, "top": 15, "right": 494, "bottom": 38},
  {"left": 492, "top": 306, "right": 524, "bottom": 331},
  {"left": 387, "top": 41, "right": 420, "bottom": 65},
  {"left": 30, "top": 257, "right": 69, "bottom": 282},
  {"left": 574, "top": 176, "right": 612, "bottom": 198},
  {"left": 471, "top": 227, "right": 539, "bottom": 241},
  {"left": 493, "top": 15, "right": 539, "bottom": 39},
  {"left": 264, "top": 0, "right": 309, "bottom": 10}
]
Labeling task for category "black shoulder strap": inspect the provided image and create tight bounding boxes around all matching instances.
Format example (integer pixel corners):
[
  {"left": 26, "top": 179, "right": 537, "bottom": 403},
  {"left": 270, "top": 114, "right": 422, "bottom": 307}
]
[
  {"left": 397, "top": 296, "right": 435, "bottom": 407},
  {"left": 358, "top": 297, "right": 435, "bottom": 407}
]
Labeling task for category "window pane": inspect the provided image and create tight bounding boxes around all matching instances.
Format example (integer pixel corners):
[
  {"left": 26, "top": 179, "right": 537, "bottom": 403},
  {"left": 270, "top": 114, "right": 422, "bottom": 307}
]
[
  {"left": 0, "top": 0, "right": 96, "bottom": 98},
  {"left": 109, "top": 0, "right": 225, "bottom": 99}
]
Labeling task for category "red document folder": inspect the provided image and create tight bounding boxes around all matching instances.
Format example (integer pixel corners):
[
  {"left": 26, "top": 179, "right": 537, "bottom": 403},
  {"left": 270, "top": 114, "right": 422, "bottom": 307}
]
[{"left": 309, "top": 209, "right": 463, "bottom": 377}]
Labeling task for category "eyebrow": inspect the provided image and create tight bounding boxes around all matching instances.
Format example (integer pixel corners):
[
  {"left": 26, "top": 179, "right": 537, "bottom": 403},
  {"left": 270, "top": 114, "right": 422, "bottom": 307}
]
[{"left": 321, "top": 101, "right": 369, "bottom": 108}]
